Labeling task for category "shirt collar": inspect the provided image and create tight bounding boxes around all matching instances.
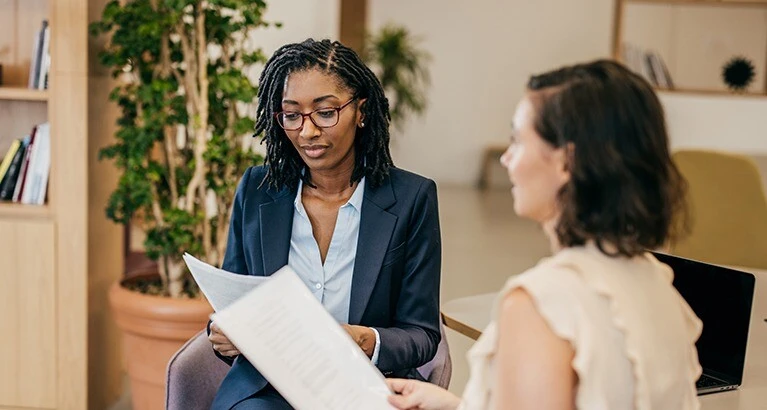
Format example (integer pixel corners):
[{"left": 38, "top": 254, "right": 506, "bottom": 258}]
[{"left": 347, "top": 177, "right": 365, "bottom": 212}]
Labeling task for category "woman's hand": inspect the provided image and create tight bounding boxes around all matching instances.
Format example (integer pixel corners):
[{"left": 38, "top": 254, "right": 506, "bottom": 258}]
[
  {"left": 386, "top": 378, "right": 462, "bottom": 410},
  {"left": 342, "top": 324, "right": 377, "bottom": 358},
  {"left": 208, "top": 321, "right": 240, "bottom": 357}
]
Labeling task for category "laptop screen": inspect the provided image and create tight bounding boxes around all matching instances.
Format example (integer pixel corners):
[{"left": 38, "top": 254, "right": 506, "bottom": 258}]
[{"left": 652, "top": 252, "right": 755, "bottom": 384}]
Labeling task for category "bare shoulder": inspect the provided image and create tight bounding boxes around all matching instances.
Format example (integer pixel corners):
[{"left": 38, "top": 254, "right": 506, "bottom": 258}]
[
  {"left": 499, "top": 288, "right": 541, "bottom": 326},
  {"left": 494, "top": 287, "right": 577, "bottom": 410},
  {"left": 498, "top": 287, "right": 573, "bottom": 352}
]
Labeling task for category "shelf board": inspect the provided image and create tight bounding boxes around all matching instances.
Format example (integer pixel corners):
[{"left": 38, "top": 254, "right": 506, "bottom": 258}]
[
  {"left": 655, "top": 87, "right": 767, "bottom": 98},
  {"left": 624, "top": 0, "right": 767, "bottom": 7},
  {"left": 0, "top": 87, "right": 49, "bottom": 102},
  {"left": 0, "top": 202, "right": 51, "bottom": 218}
]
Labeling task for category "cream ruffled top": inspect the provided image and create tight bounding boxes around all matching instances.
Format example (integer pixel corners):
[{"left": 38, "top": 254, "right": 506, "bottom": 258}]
[{"left": 459, "top": 245, "right": 703, "bottom": 410}]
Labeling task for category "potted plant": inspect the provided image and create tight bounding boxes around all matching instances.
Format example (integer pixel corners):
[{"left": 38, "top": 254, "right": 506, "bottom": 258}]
[
  {"left": 90, "top": 0, "right": 270, "bottom": 407},
  {"left": 363, "top": 24, "right": 431, "bottom": 131}
]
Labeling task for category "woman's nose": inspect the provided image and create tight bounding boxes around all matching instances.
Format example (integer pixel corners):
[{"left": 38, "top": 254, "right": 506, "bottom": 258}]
[
  {"left": 299, "top": 117, "right": 320, "bottom": 139},
  {"left": 500, "top": 146, "right": 513, "bottom": 167}
]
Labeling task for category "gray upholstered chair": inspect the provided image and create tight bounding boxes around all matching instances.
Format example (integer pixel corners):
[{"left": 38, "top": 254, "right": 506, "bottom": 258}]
[{"left": 166, "top": 323, "right": 452, "bottom": 410}]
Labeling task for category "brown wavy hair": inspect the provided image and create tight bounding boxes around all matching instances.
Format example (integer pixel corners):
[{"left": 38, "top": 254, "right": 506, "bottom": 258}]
[{"left": 526, "top": 59, "right": 688, "bottom": 257}]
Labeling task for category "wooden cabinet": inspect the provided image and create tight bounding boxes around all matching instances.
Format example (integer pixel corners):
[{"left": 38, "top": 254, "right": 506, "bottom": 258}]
[{"left": 0, "top": 219, "right": 56, "bottom": 409}]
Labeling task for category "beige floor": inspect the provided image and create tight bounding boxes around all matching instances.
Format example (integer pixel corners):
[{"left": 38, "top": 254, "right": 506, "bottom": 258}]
[{"left": 109, "top": 183, "right": 552, "bottom": 408}]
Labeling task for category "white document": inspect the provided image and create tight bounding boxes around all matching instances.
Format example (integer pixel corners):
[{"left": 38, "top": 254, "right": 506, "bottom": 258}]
[
  {"left": 212, "top": 266, "right": 395, "bottom": 410},
  {"left": 182, "top": 252, "right": 269, "bottom": 311}
]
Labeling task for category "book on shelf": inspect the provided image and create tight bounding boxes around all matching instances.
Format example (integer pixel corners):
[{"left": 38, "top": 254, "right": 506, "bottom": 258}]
[
  {"left": 0, "top": 122, "right": 51, "bottom": 205},
  {"left": 27, "top": 20, "right": 50, "bottom": 90},
  {"left": 0, "top": 142, "right": 26, "bottom": 200},
  {"left": 0, "top": 139, "right": 21, "bottom": 183},
  {"left": 22, "top": 123, "right": 50, "bottom": 205},
  {"left": 621, "top": 43, "right": 673, "bottom": 90},
  {"left": 656, "top": 53, "right": 674, "bottom": 89},
  {"left": 643, "top": 53, "right": 659, "bottom": 87},
  {"left": 13, "top": 133, "right": 34, "bottom": 203}
]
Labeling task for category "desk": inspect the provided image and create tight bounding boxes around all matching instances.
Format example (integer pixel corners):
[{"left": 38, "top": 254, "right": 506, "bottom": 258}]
[
  {"left": 441, "top": 268, "right": 767, "bottom": 410},
  {"left": 441, "top": 293, "right": 496, "bottom": 340}
]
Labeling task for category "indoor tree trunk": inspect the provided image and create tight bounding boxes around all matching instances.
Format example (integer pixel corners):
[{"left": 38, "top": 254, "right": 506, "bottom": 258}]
[{"left": 165, "top": 256, "right": 186, "bottom": 298}]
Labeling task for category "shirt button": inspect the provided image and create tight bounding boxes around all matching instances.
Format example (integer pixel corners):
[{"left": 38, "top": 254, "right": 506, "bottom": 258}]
[{"left": 315, "top": 283, "right": 322, "bottom": 290}]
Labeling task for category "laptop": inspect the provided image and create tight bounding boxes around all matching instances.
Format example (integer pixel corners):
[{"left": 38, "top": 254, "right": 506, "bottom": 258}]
[{"left": 652, "top": 252, "right": 755, "bottom": 395}]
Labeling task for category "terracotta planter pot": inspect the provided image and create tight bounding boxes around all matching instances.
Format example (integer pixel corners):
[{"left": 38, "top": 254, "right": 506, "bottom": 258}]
[{"left": 109, "top": 273, "right": 213, "bottom": 410}]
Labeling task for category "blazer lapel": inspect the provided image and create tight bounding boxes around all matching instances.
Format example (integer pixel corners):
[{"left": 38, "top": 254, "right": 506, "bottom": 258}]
[
  {"left": 349, "top": 176, "right": 397, "bottom": 324},
  {"left": 259, "top": 186, "right": 296, "bottom": 276}
]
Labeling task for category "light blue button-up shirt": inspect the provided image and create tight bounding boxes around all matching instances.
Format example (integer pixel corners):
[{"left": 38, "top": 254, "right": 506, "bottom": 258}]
[{"left": 288, "top": 177, "right": 381, "bottom": 364}]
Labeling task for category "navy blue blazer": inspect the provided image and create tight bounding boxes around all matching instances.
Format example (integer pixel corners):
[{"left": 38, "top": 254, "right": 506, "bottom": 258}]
[{"left": 211, "top": 166, "right": 442, "bottom": 410}]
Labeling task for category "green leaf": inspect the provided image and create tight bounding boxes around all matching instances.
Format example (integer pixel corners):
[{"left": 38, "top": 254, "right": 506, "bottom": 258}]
[{"left": 364, "top": 24, "right": 431, "bottom": 131}]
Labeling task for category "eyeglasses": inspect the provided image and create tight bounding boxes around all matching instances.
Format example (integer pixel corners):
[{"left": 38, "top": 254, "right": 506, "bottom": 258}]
[{"left": 275, "top": 97, "right": 358, "bottom": 131}]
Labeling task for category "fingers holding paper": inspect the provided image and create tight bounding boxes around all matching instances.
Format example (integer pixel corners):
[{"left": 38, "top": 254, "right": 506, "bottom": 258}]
[
  {"left": 386, "top": 378, "right": 462, "bottom": 410},
  {"left": 209, "top": 321, "right": 241, "bottom": 357}
]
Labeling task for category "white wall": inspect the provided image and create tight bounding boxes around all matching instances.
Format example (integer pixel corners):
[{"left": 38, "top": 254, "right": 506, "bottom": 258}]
[
  {"left": 369, "top": 0, "right": 615, "bottom": 185},
  {"left": 244, "top": 1, "right": 340, "bottom": 87},
  {"left": 249, "top": 1, "right": 339, "bottom": 57},
  {"left": 369, "top": 0, "right": 767, "bottom": 186},
  {"left": 661, "top": 92, "right": 767, "bottom": 154}
]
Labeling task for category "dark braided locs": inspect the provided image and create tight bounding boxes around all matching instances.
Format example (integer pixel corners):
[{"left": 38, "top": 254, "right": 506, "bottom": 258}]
[{"left": 254, "top": 38, "right": 393, "bottom": 191}]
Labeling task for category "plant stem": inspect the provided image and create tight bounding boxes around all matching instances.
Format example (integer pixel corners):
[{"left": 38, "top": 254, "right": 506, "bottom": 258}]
[
  {"left": 164, "top": 125, "right": 180, "bottom": 205},
  {"left": 216, "top": 203, "right": 228, "bottom": 266},
  {"left": 158, "top": 255, "right": 170, "bottom": 297},
  {"left": 182, "top": 7, "right": 206, "bottom": 215},
  {"left": 167, "top": 257, "right": 185, "bottom": 298}
]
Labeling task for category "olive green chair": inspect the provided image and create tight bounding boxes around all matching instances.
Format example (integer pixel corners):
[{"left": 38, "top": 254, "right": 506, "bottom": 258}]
[{"left": 670, "top": 150, "right": 767, "bottom": 270}]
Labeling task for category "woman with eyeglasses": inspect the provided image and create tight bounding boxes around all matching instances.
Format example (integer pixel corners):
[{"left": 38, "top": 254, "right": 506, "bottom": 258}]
[
  {"left": 386, "top": 60, "right": 702, "bottom": 410},
  {"left": 207, "top": 38, "right": 442, "bottom": 410}
]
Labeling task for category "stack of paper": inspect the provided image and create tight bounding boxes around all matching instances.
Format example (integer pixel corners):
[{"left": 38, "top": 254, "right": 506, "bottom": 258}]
[
  {"left": 183, "top": 253, "right": 268, "bottom": 311},
  {"left": 182, "top": 255, "right": 395, "bottom": 410}
]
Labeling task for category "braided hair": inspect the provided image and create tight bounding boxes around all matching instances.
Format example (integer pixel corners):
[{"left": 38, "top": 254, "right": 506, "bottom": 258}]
[{"left": 254, "top": 38, "right": 393, "bottom": 190}]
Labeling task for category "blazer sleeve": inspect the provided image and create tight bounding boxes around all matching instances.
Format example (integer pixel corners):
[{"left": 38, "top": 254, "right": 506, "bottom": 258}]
[
  {"left": 374, "top": 179, "right": 442, "bottom": 373},
  {"left": 209, "top": 166, "right": 254, "bottom": 366}
]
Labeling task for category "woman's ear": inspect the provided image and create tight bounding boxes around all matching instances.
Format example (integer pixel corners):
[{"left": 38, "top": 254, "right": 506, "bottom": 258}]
[
  {"left": 357, "top": 98, "right": 368, "bottom": 126},
  {"left": 563, "top": 142, "right": 575, "bottom": 173},
  {"left": 553, "top": 142, "right": 574, "bottom": 184}
]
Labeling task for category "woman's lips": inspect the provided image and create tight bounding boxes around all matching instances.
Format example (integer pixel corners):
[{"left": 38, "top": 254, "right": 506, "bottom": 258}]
[{"left": 302, "top": 145, "right": 329, "bottom": 159}]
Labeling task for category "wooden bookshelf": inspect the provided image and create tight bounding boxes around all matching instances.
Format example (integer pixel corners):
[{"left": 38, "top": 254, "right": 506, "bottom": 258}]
[
  {"left": 625, "top": 0, "right": 767, "bottom": 7},
  {"left": 0, "top": 1, "right": 124, "bottom": 409},
  {"left": 0, "top": 202, "right": 51, "bottom": 218},
  {"left": 0, "top": 87, "right": 49, "bottom": 101},
  {"left": 655, "top": 87, "right": 767, "bottom": 97},
  {"left": 613, "top": 0, "right": 767, "bottom": 98}
]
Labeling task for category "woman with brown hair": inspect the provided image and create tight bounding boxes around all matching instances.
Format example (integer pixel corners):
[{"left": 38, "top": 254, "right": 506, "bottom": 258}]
[{"left": 387, "top": 60, "right": 702, "bottom": 410}]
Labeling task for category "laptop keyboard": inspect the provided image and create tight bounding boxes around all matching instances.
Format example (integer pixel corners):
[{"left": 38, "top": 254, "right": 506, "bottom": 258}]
[{"left": 696, "top": 374, "right": 725, "bottom": 389}]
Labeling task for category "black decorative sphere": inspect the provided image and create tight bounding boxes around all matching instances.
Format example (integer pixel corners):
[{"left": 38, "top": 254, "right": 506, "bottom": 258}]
[{"left": 722, "top": 56, "right": 756, "bottom": 92}]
